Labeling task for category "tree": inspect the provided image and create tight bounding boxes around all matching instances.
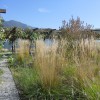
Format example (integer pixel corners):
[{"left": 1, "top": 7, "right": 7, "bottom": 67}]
[
  {"left": 0, "top": 16, "right": 5, "bottom": 51},
  {"left": 0, "top": 16, "right": 4, "bottom": 39},
  {"left": 60, "top": 16, "right": 94, "bottom": 40},
  {"left": 24, "top": 28, "right": 40, "bottom": 54},
  {"left": 4, "top": 27, "right": 17, "bottom": 53}
]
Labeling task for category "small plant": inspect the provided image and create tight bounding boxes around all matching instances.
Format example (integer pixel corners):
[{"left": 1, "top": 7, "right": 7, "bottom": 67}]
[
  {"left": 0, "top": 69, "right": 3, "bottom": 75},
  {"left": 0, "top": 69, "right": 3, "bottom": 83}
]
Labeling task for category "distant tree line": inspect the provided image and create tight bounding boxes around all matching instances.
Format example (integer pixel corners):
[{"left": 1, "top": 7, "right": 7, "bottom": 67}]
[{"left": 0, "top": 16, "right": 100, "bottom": 53}]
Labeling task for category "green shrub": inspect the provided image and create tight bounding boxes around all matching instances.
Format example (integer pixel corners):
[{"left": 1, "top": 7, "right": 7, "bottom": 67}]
[{"left": 0, "top": 69, "right": 3, "bottom": 75}]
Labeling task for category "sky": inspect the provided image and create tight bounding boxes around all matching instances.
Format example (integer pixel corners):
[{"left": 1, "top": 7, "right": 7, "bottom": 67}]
[{"left": 0, "top": 0, "right": 100, "bottom": 29}]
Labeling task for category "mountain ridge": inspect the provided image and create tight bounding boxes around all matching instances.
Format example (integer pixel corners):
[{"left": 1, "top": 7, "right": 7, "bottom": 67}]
[{"left": 3, "top": 20, "right": 34, "bottom": 29}]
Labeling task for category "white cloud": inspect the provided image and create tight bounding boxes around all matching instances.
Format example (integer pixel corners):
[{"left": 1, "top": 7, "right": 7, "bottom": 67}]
[{"left": 38, "top": 8, "right": 50, "bottom": 13}]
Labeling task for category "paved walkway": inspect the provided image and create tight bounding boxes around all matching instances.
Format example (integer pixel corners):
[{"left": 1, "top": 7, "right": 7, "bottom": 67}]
[{"left": 0, "top": 56, "right": 20, "bottom": 100}]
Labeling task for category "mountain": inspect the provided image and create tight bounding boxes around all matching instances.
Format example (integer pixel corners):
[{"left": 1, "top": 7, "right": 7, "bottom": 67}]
[{"left": 3, "top": 20, "right": 34, "bottom": 29}]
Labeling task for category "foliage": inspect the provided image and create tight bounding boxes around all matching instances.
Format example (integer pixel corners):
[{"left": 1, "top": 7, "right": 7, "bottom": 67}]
[
  {"left": 0, "top": 16, "right": 4, "bottom": 27},
  {"left": 0, "top": 43, "right": 3, "bottom": 52},
  {"left": 9, "top": 37, "right": 100, "bottom": 100},
  {"left": 10, "top": 67, "right": 38, "bottom": 100},
  {"left": 0, "top": 69, "right": 3, "bottom": 75},
  {"left": 0, "top": 17, "right": 5, "bottom": 52},
  {"left": 0, "top": 17, "right": 5, "bottom": 41},
  {"left": 15, "top": 39, "right": 31, "bottom": 67},
  {"left": 3, "top": 27, "right": 42, "bottom": 53},
  {"left": 60, "top": 16, "right": 95, "bottom": 40}
]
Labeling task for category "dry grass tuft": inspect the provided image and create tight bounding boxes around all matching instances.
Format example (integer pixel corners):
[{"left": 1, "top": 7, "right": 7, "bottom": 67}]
[
  {"left": 15, "top": 39, "right": 30, "bottom": 65},
  {"left": 33, "top": 39, "right": 67, "bottom": 89}
]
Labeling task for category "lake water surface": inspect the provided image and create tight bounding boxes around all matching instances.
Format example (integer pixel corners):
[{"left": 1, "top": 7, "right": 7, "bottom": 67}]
[{"left": 3, "top": 39, "right": 100, "bottom": 50}]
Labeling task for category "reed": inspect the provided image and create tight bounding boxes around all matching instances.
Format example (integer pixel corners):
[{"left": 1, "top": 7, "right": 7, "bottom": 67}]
[
  {"left": 10, "top": 37, "right": 100, "bottom": 99},
  {"left": 33, "top": 39, "right": 66, "bottom": 89},
  {"left": 15, "top": 39, "right": 30, "bottom": 66}
]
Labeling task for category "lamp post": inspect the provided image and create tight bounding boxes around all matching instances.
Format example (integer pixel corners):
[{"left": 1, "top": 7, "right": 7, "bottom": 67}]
[
  {"left": 0, "top": 9, "right": 6, "bottom": 13},
  {"left": 0, "top": 9, "right": 6, "bottom": 25}
]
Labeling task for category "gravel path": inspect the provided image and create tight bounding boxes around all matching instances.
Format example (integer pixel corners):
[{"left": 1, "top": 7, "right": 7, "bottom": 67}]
[{"left": 0, "top": 56, "right": 20, "bottom": 100}]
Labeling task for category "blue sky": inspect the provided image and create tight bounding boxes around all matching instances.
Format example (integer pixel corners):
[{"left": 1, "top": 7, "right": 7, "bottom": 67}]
[{"left": 0, "top": 0, "right": 100, "bottom": 29}]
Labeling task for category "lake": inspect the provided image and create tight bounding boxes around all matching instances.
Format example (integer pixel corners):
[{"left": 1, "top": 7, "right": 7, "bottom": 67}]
[{"left": 3, "top": 39, "right": 100, "bottom": 50}]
